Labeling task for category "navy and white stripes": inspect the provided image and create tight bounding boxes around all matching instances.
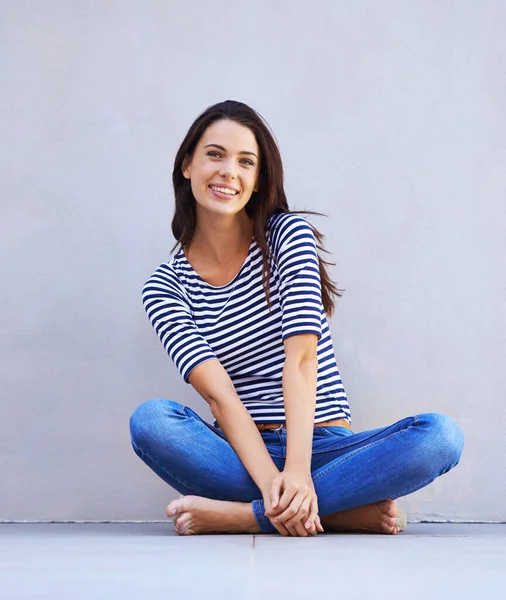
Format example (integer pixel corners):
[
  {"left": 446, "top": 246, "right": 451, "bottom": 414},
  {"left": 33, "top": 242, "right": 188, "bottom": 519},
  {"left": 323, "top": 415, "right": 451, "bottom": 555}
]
[{"left": 142, "top": 212, "right": 351, "bottom": 424}]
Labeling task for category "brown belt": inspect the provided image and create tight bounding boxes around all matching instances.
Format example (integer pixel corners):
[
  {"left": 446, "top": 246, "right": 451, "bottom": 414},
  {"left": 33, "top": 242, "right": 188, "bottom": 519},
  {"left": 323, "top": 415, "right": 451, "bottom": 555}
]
[{"left": 255, "top": 418, "right": 351, "bottom": 432}]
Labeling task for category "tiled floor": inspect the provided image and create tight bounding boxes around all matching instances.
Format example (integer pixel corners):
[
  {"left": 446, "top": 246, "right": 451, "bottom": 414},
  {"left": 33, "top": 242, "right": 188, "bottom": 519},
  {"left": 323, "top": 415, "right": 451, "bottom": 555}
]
[{"left": 1, "top": 523, "right": 505, "bottom": 599}]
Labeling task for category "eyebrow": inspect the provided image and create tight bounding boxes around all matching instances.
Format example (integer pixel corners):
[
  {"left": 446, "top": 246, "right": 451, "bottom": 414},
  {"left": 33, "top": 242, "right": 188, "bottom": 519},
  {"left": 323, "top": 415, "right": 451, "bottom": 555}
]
[{"left": 204, "top": 143, "right": 258, "bottom": 159}]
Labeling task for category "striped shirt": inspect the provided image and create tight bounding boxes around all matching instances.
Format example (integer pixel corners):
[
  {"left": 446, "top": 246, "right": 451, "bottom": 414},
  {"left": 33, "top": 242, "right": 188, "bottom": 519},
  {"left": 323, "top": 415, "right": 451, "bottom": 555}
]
[{"left": 142, "top": 212, "right": 351, "bottom": 424}]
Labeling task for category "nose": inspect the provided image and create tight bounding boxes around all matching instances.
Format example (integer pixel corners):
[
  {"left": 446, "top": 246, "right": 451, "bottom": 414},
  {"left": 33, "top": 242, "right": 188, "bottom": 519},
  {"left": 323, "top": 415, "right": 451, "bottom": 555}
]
[{"left": 218, "top": 159, "right": 237, "bottom": 180}]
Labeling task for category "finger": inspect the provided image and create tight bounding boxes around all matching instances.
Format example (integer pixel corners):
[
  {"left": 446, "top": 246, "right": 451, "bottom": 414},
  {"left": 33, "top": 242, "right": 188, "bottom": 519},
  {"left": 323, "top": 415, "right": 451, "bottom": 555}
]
[
  {"left": 292, "top": 519, "right": 309, "bottom": 537},
  {"left": 265, "top": 486, "right": 290, "bottom": 518},
  {"left": 303, "top": 498, "right": 319, "bottom": 532},
  {"left": 266, "top": 505, "right": 289, "bottom": 523},
  {"left": 315, "top": 515, "right": 324, "bottom": 533},
  {"left": 285, "top": 522, "right": 302, "bottom": 537},
  {"left": 273, "top": 521, "right": 290, "bottom": 536},
  {"left": 269, "top": 479, "right": 282, "bottom": 511},
  {"left": 271, "top": 492, "right": 305, "bottom": 524},
  {"left": 265, "top": 500, "right": 288, "bottom": 520},
  {"left": 304, "top": 518, "right": 318, "bottom": 536},
  {"left": 284, "top": 497, "right": 311, "bottom": 529},
  {"left": 265, "top": 503, "right": 285, "bottom": 519},
  {"left": 277, "top": 486, "right": 297, "bottom": 513},
  {"left": 263, "top": 499, "right": 290, "bottom": 536}
]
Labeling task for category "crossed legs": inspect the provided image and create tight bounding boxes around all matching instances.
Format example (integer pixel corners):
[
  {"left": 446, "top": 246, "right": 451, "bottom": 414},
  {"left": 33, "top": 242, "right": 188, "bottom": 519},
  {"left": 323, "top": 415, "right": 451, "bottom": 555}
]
[{"left": 130, "top": 399, "right": 464, "bottom": 536}]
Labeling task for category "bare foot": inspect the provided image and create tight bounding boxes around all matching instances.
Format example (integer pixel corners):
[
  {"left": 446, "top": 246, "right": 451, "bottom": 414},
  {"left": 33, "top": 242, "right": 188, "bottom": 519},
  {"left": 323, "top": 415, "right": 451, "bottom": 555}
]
[
  {"left": 165, "top": 495, "right": 261, "bottom": 536},
  {"left": 321, "top": 499, "right": 405, "bottom": 535}
]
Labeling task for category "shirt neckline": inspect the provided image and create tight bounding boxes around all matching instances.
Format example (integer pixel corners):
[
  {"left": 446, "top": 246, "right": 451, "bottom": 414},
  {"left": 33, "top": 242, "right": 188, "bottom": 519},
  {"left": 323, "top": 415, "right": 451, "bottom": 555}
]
[{"left": 178, "top": 237, "right": 256, "bottom": 290}]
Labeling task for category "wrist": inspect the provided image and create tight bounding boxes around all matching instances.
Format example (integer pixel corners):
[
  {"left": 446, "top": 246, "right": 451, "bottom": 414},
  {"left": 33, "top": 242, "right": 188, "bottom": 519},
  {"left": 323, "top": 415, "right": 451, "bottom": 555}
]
[
  {"left": 284, "top": 458, "right": 311, "bottom": 473},
  {"left": 258, "top": 467, "right": 280, "bottom": 495}
]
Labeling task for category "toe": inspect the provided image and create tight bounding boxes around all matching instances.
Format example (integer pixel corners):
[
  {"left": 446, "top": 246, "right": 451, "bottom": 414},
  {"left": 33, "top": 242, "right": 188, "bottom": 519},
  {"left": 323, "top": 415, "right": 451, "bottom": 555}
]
[
  {"left": 383, "top": 516, "right": 396, "bottom": 533},
  {"left": 176, "top": 514, "right": 196, "bottom": 536},
  {"left": 384, "top": 500, "right": 398, "bottom": 518},
  {"left": 166, "top": 498, "right": 185, "bottom": 518},
  {"left": 175, "top": 514, "right": 188, "bottom": 533},
  {"left": 167, "top": 495, "right": 195, "bottom": 519}
]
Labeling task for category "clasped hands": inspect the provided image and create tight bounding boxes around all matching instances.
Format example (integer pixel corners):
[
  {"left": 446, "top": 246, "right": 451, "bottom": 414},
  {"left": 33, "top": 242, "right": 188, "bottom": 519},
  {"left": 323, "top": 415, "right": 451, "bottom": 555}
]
[{"left": 263, "top": 469, "right": 324, "bottom": 537}]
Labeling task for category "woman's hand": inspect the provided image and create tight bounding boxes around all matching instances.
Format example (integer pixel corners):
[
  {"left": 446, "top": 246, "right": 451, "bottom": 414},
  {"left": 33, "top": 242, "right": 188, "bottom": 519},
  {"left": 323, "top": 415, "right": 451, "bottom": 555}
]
[
  {"left": 264, "top": 470, "right": 324, "bottom": 537},
  {"left": 262, "top": 493, "right": 291, "bottom": 536}
]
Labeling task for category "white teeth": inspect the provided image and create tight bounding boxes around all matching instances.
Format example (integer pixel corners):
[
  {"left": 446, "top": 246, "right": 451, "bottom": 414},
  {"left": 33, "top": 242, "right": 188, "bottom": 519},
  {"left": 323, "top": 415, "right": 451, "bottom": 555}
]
[{"left": 210, "top": 186, "right": 237, "bottom": 195}]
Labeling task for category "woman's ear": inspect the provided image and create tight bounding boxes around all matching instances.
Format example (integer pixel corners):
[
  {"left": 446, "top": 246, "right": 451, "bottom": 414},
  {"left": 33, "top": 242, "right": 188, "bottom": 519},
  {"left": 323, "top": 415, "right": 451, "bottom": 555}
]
[
  {"left": 254, "top": 176, "right": 260, "bottom": 192},
  {"left": 182, "top": 155, "right": 191, "bottom": 179}
]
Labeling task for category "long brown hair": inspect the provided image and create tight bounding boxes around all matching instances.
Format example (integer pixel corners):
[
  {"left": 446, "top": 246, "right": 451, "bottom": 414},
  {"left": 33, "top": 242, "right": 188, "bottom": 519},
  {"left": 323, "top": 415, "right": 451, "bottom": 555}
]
[{"left": 170, "top": 100, "right": 343, "bottom": 317}]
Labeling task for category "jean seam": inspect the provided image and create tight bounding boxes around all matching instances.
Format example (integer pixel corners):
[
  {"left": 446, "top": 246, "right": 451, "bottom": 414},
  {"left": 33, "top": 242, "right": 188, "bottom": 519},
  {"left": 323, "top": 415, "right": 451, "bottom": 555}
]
[
  {"left": 313, "top": 416, "right": 420, "bottom": 482},
  {"left": 131, "top": 441, "right": 230, "bottom": 501}
]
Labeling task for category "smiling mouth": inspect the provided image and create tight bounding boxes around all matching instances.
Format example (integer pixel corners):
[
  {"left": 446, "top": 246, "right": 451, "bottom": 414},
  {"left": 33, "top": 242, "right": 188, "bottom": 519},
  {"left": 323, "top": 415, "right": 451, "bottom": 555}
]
[{"left": 208, "top": 185, "right": 239, "bottom": 198}]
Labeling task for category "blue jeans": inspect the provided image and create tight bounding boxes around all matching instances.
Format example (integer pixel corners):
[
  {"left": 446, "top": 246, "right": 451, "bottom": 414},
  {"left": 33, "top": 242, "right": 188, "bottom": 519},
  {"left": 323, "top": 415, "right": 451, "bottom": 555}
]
[{"left": 129, "top": 399, "right": 464, "bottom": 533}]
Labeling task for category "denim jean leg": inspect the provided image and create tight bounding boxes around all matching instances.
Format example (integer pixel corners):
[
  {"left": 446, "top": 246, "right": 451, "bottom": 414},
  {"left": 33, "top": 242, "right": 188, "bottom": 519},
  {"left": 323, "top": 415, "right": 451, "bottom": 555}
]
[
  {"left": 130, "top": 398, "right": 262, "bottom": 501},
  {"left": 312, "top": 413, "right": 464, "bottom": 517},
  {"left": 130, "top": 398, "right": 291, "bottom": 533}
]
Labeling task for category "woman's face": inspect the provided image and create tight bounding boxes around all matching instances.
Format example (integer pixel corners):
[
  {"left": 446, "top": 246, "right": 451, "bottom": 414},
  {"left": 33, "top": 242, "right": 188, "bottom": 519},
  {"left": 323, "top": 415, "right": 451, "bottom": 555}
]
[{"left": 182, "top": 119, "right": 260, "bottom": 217}]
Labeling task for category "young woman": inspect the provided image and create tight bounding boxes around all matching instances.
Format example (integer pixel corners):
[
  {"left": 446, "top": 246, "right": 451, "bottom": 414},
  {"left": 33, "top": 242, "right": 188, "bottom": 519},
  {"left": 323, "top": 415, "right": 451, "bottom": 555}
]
[{"left": 130, "top": 100, "right": 464, "bottom": 537}]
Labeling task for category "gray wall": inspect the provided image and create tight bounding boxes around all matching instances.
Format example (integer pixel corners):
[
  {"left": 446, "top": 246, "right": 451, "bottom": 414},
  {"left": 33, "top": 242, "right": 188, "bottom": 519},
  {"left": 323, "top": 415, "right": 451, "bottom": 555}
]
[{"left": 1, "top": 1, "right": 505, "bottom": 521}]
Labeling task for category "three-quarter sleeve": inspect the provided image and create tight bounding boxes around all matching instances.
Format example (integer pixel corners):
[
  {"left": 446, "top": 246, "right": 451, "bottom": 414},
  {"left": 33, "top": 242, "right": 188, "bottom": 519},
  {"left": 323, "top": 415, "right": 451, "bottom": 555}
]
[
  {"left": 274, "top": 216, "right": 323, "bottom": 341},
  {"left": 142, "top": 266, "right": 218, "bottom": 383}
]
